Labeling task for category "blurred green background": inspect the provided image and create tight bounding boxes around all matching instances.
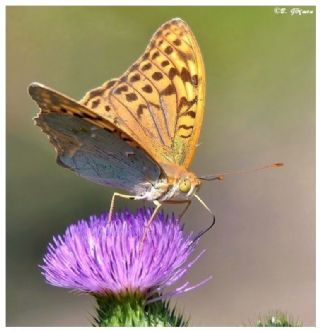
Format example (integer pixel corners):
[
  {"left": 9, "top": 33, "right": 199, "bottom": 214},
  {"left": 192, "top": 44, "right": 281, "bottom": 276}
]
[{"left": 7, "top": 6, "right": 315, "bottom": 326}]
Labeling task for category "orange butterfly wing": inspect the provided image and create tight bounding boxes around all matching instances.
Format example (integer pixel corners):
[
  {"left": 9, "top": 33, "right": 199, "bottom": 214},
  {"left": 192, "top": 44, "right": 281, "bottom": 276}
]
[
  {"left": 29, "top": 83, "right": 141, "bottom": 150},
  {"left": 80, "top": 18, "right": 205, "bottom": 169}
]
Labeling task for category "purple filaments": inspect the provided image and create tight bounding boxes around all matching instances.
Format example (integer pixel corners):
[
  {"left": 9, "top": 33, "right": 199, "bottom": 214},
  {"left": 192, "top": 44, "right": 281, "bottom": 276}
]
[{"left": 40, "top": 208, "right": 211, "bottom": 300}]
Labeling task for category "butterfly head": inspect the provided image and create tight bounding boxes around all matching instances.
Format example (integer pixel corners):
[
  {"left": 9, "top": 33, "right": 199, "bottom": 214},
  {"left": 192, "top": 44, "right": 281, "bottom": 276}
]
[
  {"left": 158, "top": 164, "right": 201, "bottom": 201},
  {"left": 177, "top": 172, "right": 201, "bottom": 198}
]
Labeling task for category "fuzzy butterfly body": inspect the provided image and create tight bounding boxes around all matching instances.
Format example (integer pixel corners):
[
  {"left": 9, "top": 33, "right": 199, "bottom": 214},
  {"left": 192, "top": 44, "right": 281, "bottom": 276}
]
[{"left": 29, "top": 18, "right": 205, "bottom": 206}]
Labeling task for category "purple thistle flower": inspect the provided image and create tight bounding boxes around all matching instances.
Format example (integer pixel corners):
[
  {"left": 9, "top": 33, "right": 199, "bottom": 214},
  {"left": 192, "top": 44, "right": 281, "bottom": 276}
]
[{"left": 40, "top": 208, "right": 211, "bottom": 301}]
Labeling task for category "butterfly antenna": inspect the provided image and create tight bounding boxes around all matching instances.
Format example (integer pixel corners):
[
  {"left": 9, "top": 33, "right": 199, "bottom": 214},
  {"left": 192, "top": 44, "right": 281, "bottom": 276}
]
[
  {"left": 191, "top": 194, "right": 216, "bottom": 244},
  {"left": 199, "top": 162, "right": 284, "bottom": 181}
]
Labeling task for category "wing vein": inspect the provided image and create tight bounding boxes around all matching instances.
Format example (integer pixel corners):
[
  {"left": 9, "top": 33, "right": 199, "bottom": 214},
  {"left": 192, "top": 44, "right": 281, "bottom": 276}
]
[
  {"left": 163, "top": 38, "right": 191, "bottom": 70},
  {"left": 106, "top": 83, "right": 141, "bottom": 139},
  {"left": 136, "top": 68, "right": 172, "bottom": 143},
  {"left": 110, "top": 94, "right": 151, "bottom": 139},
  {"left": 124, "top": 80, "right": 166, "bottom": 146},
  {"left": 168, "top": 29, "right": 192, "bottom": 48}
]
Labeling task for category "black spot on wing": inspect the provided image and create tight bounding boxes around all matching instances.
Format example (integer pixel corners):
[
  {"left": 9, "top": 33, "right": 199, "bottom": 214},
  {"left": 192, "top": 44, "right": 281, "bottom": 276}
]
[
  {"left": 161, "top": 60, "right": 170, "bottom": 67},
  {"left": 89, "top": 87, "right": 105, "bottom": 99},
  {"left": 137, "top": 104, "right": 147, "bottom": 118},
  {"left": 178, "top": 96, "right": 198, "bottom": 112},
  {"left": 168, "top": 67, "right": 179, "bottom": 80},
  {"left": 151, "top": 51, "right": 160, "bottom": 60},
  {"left": 161, "top": 84, "right": 175, "bottom": 96},
  {"left": 181, "top": 67, "right": 192, "bottom": 83},
  {"left": 126, "top": 93, "right": 138, "bottom": 102},
  {"left": 141, "top": 63, "right": 152, "bottom": 71},
  {"left": 152, "top": 72, "right": 163, "bottom": 81},
  {"left": 114, "top": 85, "right": 128, "bottom": 94},
  {"left": 165, "top": 46, "right": 173, "bottom": 55},
  {"left": 142, "top": 52, "right": 150, "bottom": 60},
  {"left": 178, "top": 124, "right": 193, "bottom": 130},
  {"left": 192, "top": 74, "right": 199, "bottom": 87},
  {"left": 130, "top": 73, "right": 140, "bottom": 82},
  {"left": 91, "top": 99, "right": 100, "bottom": 109},
  {"left": 142, "top": 85, "right": 153, "bottom": 94},
  {"left": 106, "top": 80, "right": 117, "bottom": 89},
  {"left": 179, "top": 132, "right": 192, "bottom": 139},
  {"left": 180, "top": 110, "right": 196, "bottom": 118}
]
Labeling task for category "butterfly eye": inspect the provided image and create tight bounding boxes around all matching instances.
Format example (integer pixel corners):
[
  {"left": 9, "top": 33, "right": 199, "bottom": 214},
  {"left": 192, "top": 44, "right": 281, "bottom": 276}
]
[{"left": 179, "top": 179, "right": 191, "bottom": 193}]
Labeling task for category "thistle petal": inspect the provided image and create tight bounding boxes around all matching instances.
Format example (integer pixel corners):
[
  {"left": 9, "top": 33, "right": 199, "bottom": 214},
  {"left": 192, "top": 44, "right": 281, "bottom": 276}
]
[{"left": 40, "top": 208, "right": 210, "bottom": 298}]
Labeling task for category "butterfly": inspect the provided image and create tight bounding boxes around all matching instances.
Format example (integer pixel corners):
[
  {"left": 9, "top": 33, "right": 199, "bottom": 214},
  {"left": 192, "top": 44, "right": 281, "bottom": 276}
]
[{"left": 29, "top": 17, "right": 282, "bottom": 235}]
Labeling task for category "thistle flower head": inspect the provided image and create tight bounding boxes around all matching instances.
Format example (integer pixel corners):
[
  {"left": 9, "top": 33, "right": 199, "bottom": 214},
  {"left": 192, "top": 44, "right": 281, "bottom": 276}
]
[{"left": 40, "top": 208, "right": 209, "bottom": 300}]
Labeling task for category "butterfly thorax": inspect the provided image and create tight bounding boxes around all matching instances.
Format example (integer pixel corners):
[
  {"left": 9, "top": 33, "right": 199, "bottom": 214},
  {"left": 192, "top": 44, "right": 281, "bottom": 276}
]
[{"left": 140, "top": 163, "right": 201, "bottom": 202}]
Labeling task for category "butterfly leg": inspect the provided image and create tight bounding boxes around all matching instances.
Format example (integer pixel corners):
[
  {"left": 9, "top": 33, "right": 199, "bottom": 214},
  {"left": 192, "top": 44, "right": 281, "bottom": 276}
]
[
  {"left": 162, "top": 200, "right": 191, "bottom": 219},
  {"left": 179, "top": 200, "right": 191, "bottom": 219},
  {"left": 192, "top": 194, "right": 216, "bottom": 242},
  {"left": 108, "top": 192, "right": 136, "bottom": 223},
  {"left": 138, "top": 200, "right": 162, "bottom": 251}
]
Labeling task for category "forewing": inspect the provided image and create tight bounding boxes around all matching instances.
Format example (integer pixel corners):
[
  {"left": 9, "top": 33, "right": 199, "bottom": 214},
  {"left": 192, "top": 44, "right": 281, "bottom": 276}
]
[
  {"left": 30, "top": 85, "right": 162, "bottom": 194},
  {"left": 80, "top": 18, "right": 205, "bottom": 168}
]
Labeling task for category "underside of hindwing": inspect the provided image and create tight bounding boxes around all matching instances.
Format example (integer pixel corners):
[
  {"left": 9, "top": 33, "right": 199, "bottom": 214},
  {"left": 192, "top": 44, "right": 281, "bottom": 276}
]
[{"left": 34, "top": 111, "right": 163, "bottom": 195}]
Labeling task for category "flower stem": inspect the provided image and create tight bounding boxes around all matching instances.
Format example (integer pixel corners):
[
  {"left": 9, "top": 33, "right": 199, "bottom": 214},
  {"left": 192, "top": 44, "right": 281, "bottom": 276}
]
[
  {"left": 255, "top": 311, "right": 302, "bottom": 327},
  {"left": 94, "top": 293, "right": 188, "bottom": 327}
]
